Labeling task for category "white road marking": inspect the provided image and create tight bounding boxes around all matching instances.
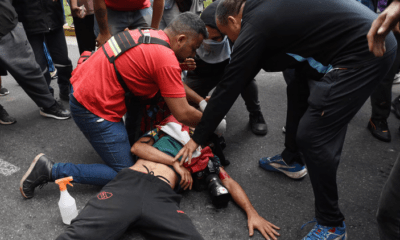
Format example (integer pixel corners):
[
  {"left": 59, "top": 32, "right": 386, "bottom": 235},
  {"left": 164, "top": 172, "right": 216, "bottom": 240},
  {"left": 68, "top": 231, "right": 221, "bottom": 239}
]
[{"left": 0, "top": 159, "right": 20, "bottom": 176}]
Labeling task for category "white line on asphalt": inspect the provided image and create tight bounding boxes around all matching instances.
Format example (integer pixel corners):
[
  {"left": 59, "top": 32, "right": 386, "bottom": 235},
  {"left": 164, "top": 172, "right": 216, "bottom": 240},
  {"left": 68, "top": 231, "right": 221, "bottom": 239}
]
[{"left": 0, "top": 159, "right": 20, "bottom": 176}]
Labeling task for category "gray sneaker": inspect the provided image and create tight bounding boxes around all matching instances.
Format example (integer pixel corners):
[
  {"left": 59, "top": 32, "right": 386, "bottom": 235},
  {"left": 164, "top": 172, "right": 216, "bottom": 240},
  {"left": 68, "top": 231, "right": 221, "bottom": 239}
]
[{"left": 0, "top": 105, "right": 16, "bottom": 125}]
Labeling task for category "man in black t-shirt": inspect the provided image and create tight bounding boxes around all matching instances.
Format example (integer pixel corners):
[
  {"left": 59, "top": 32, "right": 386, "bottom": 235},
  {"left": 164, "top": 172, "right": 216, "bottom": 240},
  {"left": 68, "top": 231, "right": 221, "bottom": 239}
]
[
  {"left": 0, "top": 0, "right": 70, "bottom": 121},
  {"left": 175, "top": 0, "right": 397, "bottom": 239}
]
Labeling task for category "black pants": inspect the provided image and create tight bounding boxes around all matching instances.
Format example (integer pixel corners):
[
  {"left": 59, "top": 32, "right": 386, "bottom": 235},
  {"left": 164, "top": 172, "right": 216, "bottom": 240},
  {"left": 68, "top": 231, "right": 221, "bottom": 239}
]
[
  {"left": 282, "top": 48, "right": 396, "bottom": 227},
  {"left": 370, "top": 33, "right": 400, "bottom": 121},
  {"left": 0, "top": 23, "right": 55, "bottom": 108},
  {"left": 27, "top": 26, "right": 72, "bottom": 96},
  {"left": 57, "top": 169, "right": 204, "bottom": 240},
  {"left": 184, "top": 71, "right": 261, "bottom": 113},
  {"left": 281, "top": 69, "right": 310, "bottom": 165},
  {"left": 73, "top": 14, "right": 96, "bottom": 55}
]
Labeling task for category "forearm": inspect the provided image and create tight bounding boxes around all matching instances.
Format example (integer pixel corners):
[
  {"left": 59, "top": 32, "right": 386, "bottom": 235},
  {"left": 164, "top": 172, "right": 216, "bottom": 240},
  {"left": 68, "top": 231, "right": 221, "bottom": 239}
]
[
  {"left": 150, "top": 0, "right": 164, "bottom": 29},
  {"left": 94, "top": 0, "right": 110, "bottom": 35},
  {"left": 132, "top": 142, "right": 176, "bottom": 166},
  {"left": 223, "top": 178, "right": 258, "bottom": 217},
  {"left": 70, "top": 0, "right": 78, "bottom": 8},
  {"left": 184, "top": 83, "right": 204, "bottom": 105}
]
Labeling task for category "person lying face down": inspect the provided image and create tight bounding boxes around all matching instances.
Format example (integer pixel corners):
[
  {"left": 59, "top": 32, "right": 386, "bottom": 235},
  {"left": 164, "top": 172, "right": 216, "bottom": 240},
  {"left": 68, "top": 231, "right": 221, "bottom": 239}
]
[{"left": 56, "top": 115, "right": 280, "bottom": 240}]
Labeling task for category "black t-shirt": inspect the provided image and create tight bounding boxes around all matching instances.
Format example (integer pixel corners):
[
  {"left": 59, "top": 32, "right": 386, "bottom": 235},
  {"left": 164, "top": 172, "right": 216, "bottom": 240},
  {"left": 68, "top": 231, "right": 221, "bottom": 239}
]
[
  {"left": 192, "top": 0, "right": 397, "bottom": 145},
  {"left": 0, "top": 0, "right": 18, "bottom": 39}
]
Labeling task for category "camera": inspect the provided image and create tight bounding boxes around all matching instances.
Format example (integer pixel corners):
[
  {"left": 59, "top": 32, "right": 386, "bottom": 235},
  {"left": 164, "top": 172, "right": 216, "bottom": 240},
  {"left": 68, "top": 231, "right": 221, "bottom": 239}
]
[{"left": 192, "top": 158, "right": 231, "bottom": 208}]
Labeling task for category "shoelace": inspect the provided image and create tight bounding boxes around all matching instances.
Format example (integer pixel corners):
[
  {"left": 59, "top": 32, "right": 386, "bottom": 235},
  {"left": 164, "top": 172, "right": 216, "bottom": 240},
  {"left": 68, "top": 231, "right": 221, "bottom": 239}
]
[
  {"left": 142, "top": 165, "right": 170, "bottom": 184},
  {"left": 38, "top": 182, "right": 48, "bottom": 190},
  {"left": 301, "top": 219, "right": 328, "bottom": 239}
]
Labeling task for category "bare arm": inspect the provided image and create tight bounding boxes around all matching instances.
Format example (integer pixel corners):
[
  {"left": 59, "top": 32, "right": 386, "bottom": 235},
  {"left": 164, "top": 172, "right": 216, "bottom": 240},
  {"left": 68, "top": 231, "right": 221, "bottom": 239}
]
[
  {"left": 164, "top": 97, "right": 202, "bottom": 128},
  {"left": 150, "top": 0, "right": 164, "bottom": 29},
  {"left": 94, "top": 0, "right": 111, "bottom": 47},
  {"left": 367, "top": 0, "right": 400, "bottom": 56},
  {"left": 219, "top": 168, "right": 280, "bottom": 240},
  {"left": 183, "top": 83, "right": 204, "bottom": 105},
  {"left": 131, "top": 136, "right": 193, "bottom": 189}
]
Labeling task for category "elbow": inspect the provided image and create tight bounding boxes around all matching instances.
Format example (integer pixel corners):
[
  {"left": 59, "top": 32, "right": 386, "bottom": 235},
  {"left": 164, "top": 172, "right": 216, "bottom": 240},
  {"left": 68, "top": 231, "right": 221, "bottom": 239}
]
[{"left": 131, "top": 143, "right": 139, "bottom": 155}]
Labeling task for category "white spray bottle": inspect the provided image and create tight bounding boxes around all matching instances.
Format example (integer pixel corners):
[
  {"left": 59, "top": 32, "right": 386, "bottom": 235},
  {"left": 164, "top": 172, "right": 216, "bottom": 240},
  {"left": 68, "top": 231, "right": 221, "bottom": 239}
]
[{"left": 55, "top": 176, "right": 78, "bottom": 225}]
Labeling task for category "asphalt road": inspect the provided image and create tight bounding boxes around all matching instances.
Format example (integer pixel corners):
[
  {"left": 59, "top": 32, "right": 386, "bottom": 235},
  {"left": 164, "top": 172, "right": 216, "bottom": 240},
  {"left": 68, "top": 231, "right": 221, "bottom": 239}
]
[{"left": 0, "top": 38, "right": 398, "bottom": 240}]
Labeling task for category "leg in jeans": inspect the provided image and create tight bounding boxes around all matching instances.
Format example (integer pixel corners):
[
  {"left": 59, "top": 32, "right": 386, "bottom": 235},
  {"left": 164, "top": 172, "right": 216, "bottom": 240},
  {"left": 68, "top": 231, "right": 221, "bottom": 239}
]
[
  {"left": 26, "top": 32, "right": 54, "bottom": 96},
  {"left": 45, "top": 26, "right": 73, "bottom": 97},
  {"left": 377, "top": 154, "right": 400, "bottom": 240},
  {"left": 281, "top": 69, "right": 310, "bottom": 165},
  {"left": 0, "top": 23, "right": 55, "bottom": 108},
  {"left": 73, "top": 14, "right": 96, "bottom": 55},
  {"left": 51, "top": 94, "right": 135, "bottom": 185},
  {"left": 297, "top": 49, "right": 395, "bottom": 226}
]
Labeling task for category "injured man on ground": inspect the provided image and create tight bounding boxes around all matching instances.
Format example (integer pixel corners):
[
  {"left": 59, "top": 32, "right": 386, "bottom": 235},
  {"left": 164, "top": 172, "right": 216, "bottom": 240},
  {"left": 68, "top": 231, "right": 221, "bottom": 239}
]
[{"left": 56, "top": 115, "right": 280, "bottom": 240}]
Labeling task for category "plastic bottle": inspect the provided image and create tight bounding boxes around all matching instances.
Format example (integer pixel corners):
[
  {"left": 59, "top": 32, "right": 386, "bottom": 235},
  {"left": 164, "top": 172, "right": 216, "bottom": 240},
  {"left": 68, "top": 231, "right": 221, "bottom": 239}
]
[{"left": 55, "top": 176, "right": 78, "bottom": 225}]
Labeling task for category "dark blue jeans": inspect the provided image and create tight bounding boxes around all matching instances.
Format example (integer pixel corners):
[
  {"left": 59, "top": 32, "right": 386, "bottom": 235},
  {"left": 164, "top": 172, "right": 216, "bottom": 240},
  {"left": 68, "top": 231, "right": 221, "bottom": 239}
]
[{"left": 51, "top": 94, "right": 135, "bottom": 185}]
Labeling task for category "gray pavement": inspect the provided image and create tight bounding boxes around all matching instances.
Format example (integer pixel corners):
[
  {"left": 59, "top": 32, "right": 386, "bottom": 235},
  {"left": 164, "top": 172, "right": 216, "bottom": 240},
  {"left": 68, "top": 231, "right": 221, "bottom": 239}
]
[{"left": 0, "top": 39, "right": 398, "bottom": 240}]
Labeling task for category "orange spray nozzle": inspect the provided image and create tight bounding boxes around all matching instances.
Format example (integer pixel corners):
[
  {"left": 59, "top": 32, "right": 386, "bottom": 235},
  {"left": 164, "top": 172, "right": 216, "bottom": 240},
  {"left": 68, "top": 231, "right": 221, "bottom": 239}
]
[{"left": 55, "top": 176, "right": 74, "bottom": 191}]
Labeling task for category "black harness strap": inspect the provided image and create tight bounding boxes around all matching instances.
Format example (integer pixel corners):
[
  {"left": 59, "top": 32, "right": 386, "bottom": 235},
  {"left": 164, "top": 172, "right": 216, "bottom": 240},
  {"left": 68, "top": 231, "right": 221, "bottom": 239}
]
[{"left": 102, "top": 28, "right": 171, "bottom": 99}]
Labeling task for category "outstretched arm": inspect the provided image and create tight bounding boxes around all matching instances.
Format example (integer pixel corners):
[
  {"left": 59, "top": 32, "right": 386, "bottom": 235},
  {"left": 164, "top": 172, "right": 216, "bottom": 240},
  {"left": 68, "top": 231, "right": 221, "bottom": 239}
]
[
  {"left": 219, "top": 168, "right": 280, "bottom": 240},
  {"left": 367, "top": 0, "right": 400, "bottom": 56},
  {"left": 131, "top": 136, "right": 193, "bottom": 190}
]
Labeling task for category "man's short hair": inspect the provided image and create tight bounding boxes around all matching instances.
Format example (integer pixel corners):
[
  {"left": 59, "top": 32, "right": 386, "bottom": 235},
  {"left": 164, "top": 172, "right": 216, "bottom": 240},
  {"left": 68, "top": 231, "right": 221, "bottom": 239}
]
[
  {"left": 167, "top": 12, "right": 209, "bottom": 39},
  {"left": 216, "top": 0, "right": 246, "bottom": 26}
]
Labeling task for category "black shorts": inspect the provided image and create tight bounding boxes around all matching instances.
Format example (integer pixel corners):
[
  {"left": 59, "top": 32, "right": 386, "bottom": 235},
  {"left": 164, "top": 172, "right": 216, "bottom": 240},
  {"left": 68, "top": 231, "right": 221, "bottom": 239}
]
[{"left": 56, "top": 168, "right": 204, "bottom": 240}]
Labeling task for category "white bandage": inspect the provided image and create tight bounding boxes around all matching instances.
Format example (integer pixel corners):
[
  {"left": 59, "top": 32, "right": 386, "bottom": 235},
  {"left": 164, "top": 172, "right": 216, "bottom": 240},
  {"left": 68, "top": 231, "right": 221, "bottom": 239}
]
[{"left": 199, "top": 100, "right": 207, "bottom": 112}]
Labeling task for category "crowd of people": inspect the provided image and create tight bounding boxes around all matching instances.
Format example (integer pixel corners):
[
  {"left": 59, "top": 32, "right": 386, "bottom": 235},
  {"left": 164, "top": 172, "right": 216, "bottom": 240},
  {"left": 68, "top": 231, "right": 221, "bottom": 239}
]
[{"left": 2, "top": 0, "right": 400, "bottom": 239}]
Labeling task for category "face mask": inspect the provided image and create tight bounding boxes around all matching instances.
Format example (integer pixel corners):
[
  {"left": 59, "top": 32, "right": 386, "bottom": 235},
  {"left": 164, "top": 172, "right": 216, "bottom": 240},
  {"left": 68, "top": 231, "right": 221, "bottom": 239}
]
[{"left": 196, "top": 36, "right": 231, "bottom": 64}]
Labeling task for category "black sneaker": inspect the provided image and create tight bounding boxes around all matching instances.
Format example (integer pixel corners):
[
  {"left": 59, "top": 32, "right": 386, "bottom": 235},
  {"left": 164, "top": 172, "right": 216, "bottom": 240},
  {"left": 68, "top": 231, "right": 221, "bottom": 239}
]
[
  {"left": 0, "top": 87, "right": 9, "bottom": 96},
  {"left": 40, "top": 101, "right": 71, "bottom": 120},
  {"left": 20, "top": 153, "right": 54, "bottom": 199},
  {"left": 249, "top": 111, "right": 268, "bottom": 135},
  {"left": 0, "top": 106, "right": 16, "bottom": 125},
  {"left": 392, "top": 96, "right": 400, "bottom": 119},
  {"left": 367, "top": 118, "right": 391, "bottom": 142}
]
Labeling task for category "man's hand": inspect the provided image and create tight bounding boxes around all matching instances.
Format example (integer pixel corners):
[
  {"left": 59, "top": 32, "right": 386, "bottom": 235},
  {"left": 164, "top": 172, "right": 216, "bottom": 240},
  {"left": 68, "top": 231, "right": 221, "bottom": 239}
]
[
  {"left": 71, "top": 6, "right": 86, "bottom": 18},
  {"left": 367, "top": 1, "right": 400, "bottom": 57},
  {"left": 173, "top": 162, "right": 193, "bottom": 190},
  {"left": 174, "top": 138, "right": 199, "bottom": 166},
  {"left": 180, "top": 58, "right": 196, "bottom": 71},
  {"left": 96, "top": 32, "right": 112, "bottom": 47},
  {"left": 248, "top": 214, "right": 280, "bottom": 240}
]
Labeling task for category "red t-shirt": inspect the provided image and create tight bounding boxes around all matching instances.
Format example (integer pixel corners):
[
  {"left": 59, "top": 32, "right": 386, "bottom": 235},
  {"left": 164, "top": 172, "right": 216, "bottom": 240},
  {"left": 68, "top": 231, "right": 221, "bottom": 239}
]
[
  {"left": 70, "top": 29, "right": 185, "bottom": 122},
  {"left": 104, "top": 0, "right": 150, "bottom": 11}
]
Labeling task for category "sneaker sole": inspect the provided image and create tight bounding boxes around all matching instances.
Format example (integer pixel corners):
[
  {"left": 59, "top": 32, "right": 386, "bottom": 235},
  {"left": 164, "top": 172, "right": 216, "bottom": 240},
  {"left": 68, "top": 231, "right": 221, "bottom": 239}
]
[
  {"left": 19, "top": 153, "right": 45, "bottom": 199},
  {"left": 0, "top": 119, "right": 16, "bottom": 125},
  {"left": 259, "top": 162, "right": 308, "bottom": 179},
  {"left": 40, "top": 110, "right": 70, "bottom": 120},
  {"left": 0, "top": 92, "right": 9, "bottom": 96}
]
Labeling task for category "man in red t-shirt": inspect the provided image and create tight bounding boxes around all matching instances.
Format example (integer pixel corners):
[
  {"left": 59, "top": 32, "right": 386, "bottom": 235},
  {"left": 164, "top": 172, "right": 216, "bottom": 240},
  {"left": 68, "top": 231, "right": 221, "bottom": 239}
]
[
  {"left": 20, "top": 13, "right": 227, "bottom": 199},
  {"left": 94, "top": 0, "right": 164, "bottom": 46}
]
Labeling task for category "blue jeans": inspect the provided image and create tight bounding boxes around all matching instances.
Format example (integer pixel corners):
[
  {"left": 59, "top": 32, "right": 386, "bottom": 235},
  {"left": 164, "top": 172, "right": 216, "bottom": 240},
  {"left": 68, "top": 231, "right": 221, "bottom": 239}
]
[
  {"left": 51, "top": 93, "right": 135, "bottom": 185},
  {"left": 94, "top": 7, "right": 152, "bottom": 36}
]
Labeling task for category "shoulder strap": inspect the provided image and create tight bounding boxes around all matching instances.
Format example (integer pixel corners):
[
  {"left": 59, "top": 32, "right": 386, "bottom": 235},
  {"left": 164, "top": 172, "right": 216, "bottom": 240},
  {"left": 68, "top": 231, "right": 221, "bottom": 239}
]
[{"left": 102, "top": 28, "right": 171, "bottom": 99}]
